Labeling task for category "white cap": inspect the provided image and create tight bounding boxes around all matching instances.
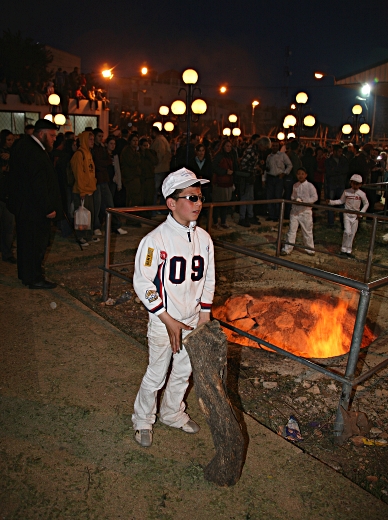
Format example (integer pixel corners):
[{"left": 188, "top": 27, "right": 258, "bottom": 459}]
[
  {"left": 350, "top": 174, "right": 363, "bottom": 183},
  {"left": 162, "top": 167, "right": 210, "bottom": 198}
]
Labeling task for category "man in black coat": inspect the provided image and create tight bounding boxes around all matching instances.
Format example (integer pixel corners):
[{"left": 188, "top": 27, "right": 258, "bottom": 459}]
[{"left": 8, "top": 119, "right": 63, "bottom": 289}]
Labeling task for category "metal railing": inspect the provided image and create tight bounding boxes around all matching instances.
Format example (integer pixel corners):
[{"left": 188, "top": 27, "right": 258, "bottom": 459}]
[{"left": 100, "top": 199, "right": 388, "bottom": 436}]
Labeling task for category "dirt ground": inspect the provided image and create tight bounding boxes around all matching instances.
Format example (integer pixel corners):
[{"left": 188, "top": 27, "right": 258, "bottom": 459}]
[{"left": 1, "top": 206, "right": 388, "bottom": 518}]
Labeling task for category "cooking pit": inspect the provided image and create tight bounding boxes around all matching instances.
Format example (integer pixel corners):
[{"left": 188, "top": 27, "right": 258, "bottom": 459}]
[{"left": 212, "top": 289, "right": 377, "bottom": 360}]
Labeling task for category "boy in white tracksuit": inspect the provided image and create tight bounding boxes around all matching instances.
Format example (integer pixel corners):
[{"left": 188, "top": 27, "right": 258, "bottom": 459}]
[
  {"left": 281, "top": 168, "right": 318, "bottom": 256},
  {"left": 327, "top": 174, "right": 369, "bottom": 258},
  {"left": 132, "top": 168, "right": 215, "bottom": 447}
]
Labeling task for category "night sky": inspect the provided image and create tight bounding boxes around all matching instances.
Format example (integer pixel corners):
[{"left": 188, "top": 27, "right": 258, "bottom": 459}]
[{"left": 2, "top": 0, "right": 388, "bottom": 126}]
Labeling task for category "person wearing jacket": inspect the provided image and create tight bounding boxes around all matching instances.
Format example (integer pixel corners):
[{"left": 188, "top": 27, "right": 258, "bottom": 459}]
[
  {"left": 139, "top": 137, "right": 158, "bottom": 218},
  {"left": 150, "top": 126, "right": 172, "bottom": 206},
  {"left": 71, "top": 131, "right": 97, "bottom": 244},
  {"left": 188, "top": 143, "right": 213, "bottom": 215},
  {"left": 92, "top": 129, "right": 127, "bottom": 235},
  {"left": 325, "top": 144, "right": 349, "bottom": 227},
  {"left": 212, "top": 140, "right": 239, "bottom": 229},
  {"left": 8, "top": 119, "right": 62, "bottom": 288},
  {"left": 132, "top": 168, "right": 214, "bottom": 447}
]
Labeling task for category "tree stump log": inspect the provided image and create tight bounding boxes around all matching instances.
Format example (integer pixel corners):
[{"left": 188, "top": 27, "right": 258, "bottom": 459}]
[{"left": 183, "top": 320, "right": 245, "bottom": 486}]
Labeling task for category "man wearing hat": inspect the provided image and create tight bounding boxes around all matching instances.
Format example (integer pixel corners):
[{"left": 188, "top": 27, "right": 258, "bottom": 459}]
[
  {"left": 327, "top": 174, "right": 369, "bottom": 258},
  {"left": 131, "top": 168, "right": 215, "bottom": 447},
  {"left": 8, "top": 119, "right": 62, "bottom": 288}
]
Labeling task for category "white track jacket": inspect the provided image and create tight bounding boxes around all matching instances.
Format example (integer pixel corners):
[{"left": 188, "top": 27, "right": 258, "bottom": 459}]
[
  {"left": 133, "top": 213, "right": 215, "bottom": 321},
  {"left": 329, "top": 188, "right": 369, "bottom": 217}
]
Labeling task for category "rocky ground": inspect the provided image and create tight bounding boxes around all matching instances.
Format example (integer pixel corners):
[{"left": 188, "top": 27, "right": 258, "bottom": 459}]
[{"left": 39, "top": 204, "right": 388, "bottom": 506}]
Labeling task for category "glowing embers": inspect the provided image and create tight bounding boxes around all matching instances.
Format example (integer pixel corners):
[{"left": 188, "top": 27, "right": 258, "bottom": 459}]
[{"left": 212, "top": 291, "right": 376, "bottom": 359}]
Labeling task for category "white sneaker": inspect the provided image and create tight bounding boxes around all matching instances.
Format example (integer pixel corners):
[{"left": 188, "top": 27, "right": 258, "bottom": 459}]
[
  {"left": 94, "top": 229, "right": 102, "bottom": 236},
  {"left": 79, "top": 238, "right": 89, "bottom": 246},
  {"left": 180, "top": 419, "right": 200, "bottom": 434},
  {"left": 116, "top": 227, "right": 128, "bottom": 235},
  {"left": 91, "top": 237, "right": 100, "bottom": 243},
  {"left": 135, "top": 429, "right": 153, "bottom": 447}
]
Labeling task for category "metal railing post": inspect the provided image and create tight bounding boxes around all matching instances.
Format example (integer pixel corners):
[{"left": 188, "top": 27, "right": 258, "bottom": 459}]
[
  {"left": 364, "top": 217, "right": 377, "bottom": 283},
  {"left": 207, "top": 203, "right": 213, "bottom": 233},
  {"left": 333, "top": 288, "right": 371, "bottom": 437},
  {"left": 102, "top": 211, "right": 112, "bottom": 302},
  {"left": 276, "top": 201, "right": 285, "bottom": 257}
]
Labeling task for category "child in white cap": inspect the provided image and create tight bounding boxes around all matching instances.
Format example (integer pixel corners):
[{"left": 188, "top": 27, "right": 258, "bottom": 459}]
[
  {"left": 327, "top": 174, "right": 369, "bottom": 258},
  {"left": 131, "top": 168, "right": 215, "bottom": 447}
]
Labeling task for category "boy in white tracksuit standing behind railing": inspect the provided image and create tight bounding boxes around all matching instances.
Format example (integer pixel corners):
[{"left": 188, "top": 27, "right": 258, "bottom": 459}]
[
  {"left": 281, "top": 167, "right": 318, "bottom": 256},
  {"left": 327, "top": 173, "right": 369, "bottom": 259},
  {"left": 132, "top": 168, "right": 215, "bottom": 447}
]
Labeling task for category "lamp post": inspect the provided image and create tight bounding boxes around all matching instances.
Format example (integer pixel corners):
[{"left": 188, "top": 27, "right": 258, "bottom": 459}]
[
  {"left": 283, "top": 92, "right": 315, "bottom": 140},
  {"left": 44, "top": 93, "right": 66, "bottom": 126},
  {"left": 314, "top": 71, "right": 336, "bottom": 82},
  {"left": 170, "top": 68, "right": 207, "bottom": 167},
  {"left": 295, "top": 91, "right": 308, "bottom": 140},
  {"left": 341, "top": 104, "right": 370, "bottom": 143},
  {"left": 251, "top": 100, "right": 259, "bottom": 134},
  {"left": 159, "top": 105, "right": 169, "bottom": 126}
]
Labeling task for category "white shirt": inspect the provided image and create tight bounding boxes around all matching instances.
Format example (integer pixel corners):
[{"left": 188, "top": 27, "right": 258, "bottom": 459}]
[
  {"left": 290, "top": 180, "right": 318, "bottom": 216},
  {"left": 265, "top": 151, "right": 292, "bottom": 179},
  {"left": 31, "top": 134, "right": 45, "bottom": 150},
  {"left": 133, "top": 213, "right": 215, "bottom": 321}
]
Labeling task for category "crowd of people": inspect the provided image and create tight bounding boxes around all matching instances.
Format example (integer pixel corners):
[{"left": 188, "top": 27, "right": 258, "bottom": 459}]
[
  {"left": 1, "top": 117, "right": 387, "bottom": 288},
  {"left": 0, "top": 67, "right": 109, "bottom": 115}
]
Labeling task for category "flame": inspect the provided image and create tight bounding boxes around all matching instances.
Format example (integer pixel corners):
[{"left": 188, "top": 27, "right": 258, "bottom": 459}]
[
  {"left": 214, "top": 292, "right": 376, "bottom": 359},
  {"left": 306, "top": 298, "right": 350, "bottom": 358}
]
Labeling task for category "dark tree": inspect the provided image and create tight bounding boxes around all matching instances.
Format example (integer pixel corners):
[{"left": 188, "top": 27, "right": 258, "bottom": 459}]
[{"left": 0, "top": 30, "right": 53, "bottom": 83}]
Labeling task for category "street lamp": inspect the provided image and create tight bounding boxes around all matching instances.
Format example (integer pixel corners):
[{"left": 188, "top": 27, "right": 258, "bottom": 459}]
[
  {"left": 223, "top": 128, "right": 231, "bottom": 136},
  {"left": 314, "top": 71, "right": 336, "bottom": 81},
  {"left": 277, "top": 131, "right": 285, "bottom": 141},
  {"left": 251, "top": 100, "right": 259, "bottom": 134},
  {"left": 164, "top": 121, "right": 174, "bottom": 132},
  {"left": 220, "top": 86, "right": 227, "bottom": 94},
  {"left": 232, "top": 127, "right": 241, "bottom": 136},
  {"left": 159, "top": 105, "right": 169, "bottom": 126},
  {"left": 294, "top": 91, "right": 313, "bottom": 139},
  {"left": 141, "top": 67, "right": 148, "bottom": 75},
  {"left": 46, "top": 93, "right": 66, "bottom": 126},
  {"left": 102, "top": 68, "right": 113, "bottom": 79},
  {"left": 341, "top": 104, "right": 369, "bottom": 143},
  {"left": 171, "top": 68, "right": 207, "bottom": 166},
  {"left": 153, "top": 122, "right": 162, "bottom": 131}
]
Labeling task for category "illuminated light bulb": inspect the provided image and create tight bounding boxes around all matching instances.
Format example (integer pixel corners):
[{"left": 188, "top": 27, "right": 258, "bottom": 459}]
[
  {"left": 182, "top": 69, "right": 198, "bottom": 84},
  {"left": 171, "top": 100, "right": 186, "bottom": 115},
  {"left": 191, "top": 99, "right": 207, "bottom": 115},
  {"left": 48, "top": 93, "right": 60, "bottom": 106},
  {"left": 159, "top": 106, "right": 169, "bottom": 116},
  {"left": 54, "top": 113, "right": 66, "bottom": 125}
]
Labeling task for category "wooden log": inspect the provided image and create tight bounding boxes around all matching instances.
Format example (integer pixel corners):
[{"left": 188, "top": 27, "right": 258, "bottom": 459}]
[{"left": 183, "top": 319, "right": 246, "bottom": 486}]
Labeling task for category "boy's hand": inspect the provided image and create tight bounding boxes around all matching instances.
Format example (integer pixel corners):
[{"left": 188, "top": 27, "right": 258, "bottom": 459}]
[{"left": 158, "top": 311, "right": 193, "bottom": 354}]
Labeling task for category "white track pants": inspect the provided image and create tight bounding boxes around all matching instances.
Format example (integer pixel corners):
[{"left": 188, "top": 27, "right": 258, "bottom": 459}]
[
  {"left": 341, "top": 215, "right": 358, "bottom": 253},
  {"left": 283, "top": 211, "right": 314, "bottom": 254},
  {"left": 132, "top": 315, "right": 198, "bottom": 430}
]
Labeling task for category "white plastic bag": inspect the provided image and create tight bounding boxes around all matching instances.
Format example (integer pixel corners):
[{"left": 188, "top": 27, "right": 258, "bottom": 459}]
[{"left": 74, "top": 199, "right": 91, "bottom": 230}]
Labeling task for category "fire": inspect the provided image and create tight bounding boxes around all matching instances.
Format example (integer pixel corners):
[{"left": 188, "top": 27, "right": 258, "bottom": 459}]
[
  {"left": 213, "top": 292, "right": 376, "bottom": 359},
  {"left": 306, "top": 298, "right": 351, "bottom": 358}
]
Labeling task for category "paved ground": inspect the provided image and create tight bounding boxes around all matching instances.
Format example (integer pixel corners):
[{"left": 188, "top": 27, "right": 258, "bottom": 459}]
[{"left": 1, "top": 225, "right": 388, "bottom": 519}]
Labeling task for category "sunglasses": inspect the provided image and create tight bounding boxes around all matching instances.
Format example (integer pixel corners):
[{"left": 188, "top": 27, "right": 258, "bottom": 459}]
[{"left": 177, "top": 195, "right": 205, "bottom": 203}]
